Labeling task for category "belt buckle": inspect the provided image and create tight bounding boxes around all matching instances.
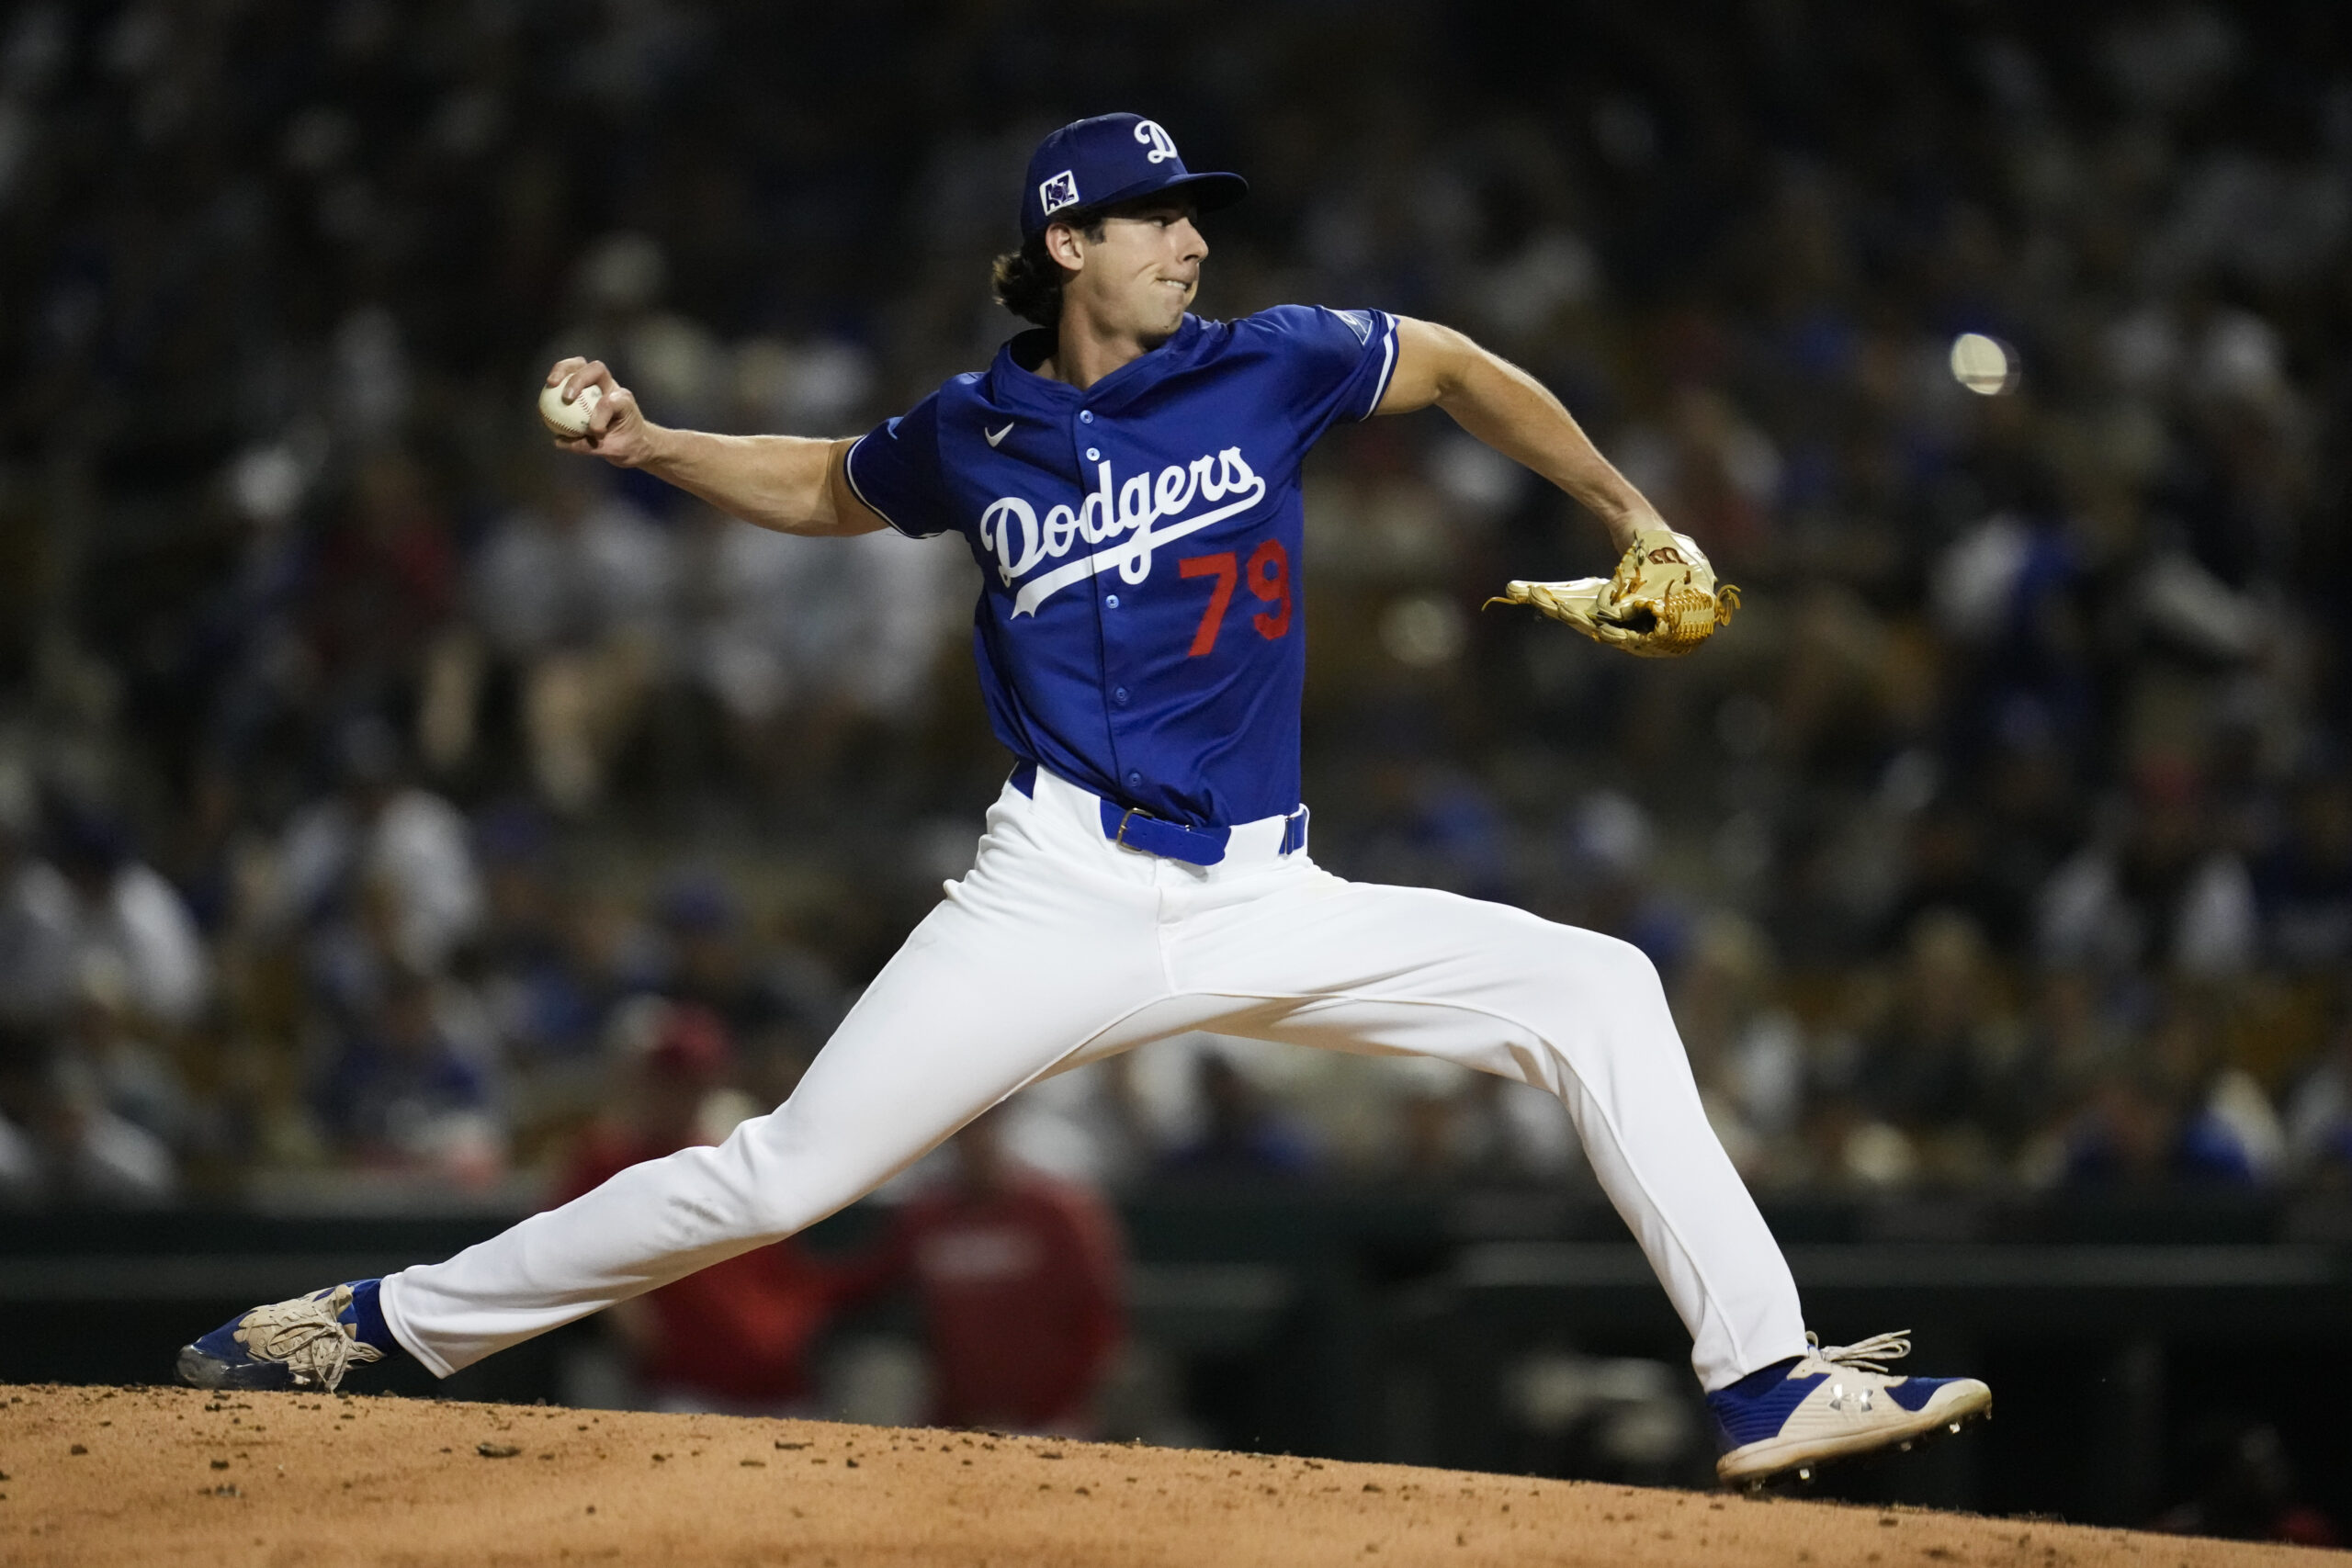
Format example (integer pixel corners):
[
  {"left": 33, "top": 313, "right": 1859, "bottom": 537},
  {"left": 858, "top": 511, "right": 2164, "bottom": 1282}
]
[{"left": 1114, "top": 807, "right": 1146, "bottom": 852}]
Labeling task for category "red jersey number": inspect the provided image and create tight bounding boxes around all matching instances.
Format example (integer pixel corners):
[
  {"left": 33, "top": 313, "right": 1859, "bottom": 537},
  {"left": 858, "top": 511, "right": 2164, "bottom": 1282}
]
[
  {"left": 1246, "top": 539, "right": 1291, "bottom": 639},
  {"left": 1181, "top": 539, "right": 1292, "bottom": 657}
]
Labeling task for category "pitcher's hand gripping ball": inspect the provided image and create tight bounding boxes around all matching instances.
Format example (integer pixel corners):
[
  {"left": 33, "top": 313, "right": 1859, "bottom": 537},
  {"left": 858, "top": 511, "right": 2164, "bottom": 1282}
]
[
  {"left": 1487, "top": 525, "right": 1739, "bottom": 658},
  {"left": 537, "top": 378, "right": 603, "bottom": 437}
]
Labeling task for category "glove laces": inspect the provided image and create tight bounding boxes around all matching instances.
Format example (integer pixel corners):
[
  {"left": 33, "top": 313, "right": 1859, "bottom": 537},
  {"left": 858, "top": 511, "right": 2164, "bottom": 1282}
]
[
  {"left": 232, "top": 1284, "right": 385, "bottom": 1392},
  {"left": 1805, "top": 1330, "right": 1911, "bottom": 1376}
]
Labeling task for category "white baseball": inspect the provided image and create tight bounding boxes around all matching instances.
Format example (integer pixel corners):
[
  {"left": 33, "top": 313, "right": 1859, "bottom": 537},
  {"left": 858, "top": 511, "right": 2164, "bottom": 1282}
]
[
  {"left": 1949, "top": 333, "right": 2018, "bottom": 397},
  {"left": 537, "top": 379, "right": 604, "bottom": 437}
]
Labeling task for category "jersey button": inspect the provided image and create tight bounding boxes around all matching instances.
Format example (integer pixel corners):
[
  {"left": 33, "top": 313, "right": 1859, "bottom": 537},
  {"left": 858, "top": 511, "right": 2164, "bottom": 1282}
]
[
  {"left": 1080, "top": 410, "right": 1094, "bottom": 423},
  {"left": 1085, "top": 446, "right": 1100, "bottom": 461},
  {"left": 1125, "top": 771, "right": 1143, "bottom": 788},
  {"left": 1113, "top": 686, "right": 1129, "bottom": 705},
  {"left": 1104, "top": 593, "right": 1120, "bottom": 608}
]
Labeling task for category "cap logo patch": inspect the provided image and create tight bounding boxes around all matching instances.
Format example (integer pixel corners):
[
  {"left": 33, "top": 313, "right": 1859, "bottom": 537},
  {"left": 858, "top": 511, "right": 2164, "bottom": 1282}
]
[
  {"left": 1038, "top": 170, "right": 1080, "bottom": 217},
  {"left": 1134, "top": 118, "right": 1179, "bottom": 164}
]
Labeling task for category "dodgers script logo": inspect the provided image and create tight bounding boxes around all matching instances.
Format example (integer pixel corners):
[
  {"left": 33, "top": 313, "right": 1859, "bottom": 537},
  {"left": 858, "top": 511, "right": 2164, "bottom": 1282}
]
[
  {"left": 979, "top": 448, "right": 1268, "bottom": 617},
  {"left": 1134, "top": 119, "right": 1180, "bottom": 164}
]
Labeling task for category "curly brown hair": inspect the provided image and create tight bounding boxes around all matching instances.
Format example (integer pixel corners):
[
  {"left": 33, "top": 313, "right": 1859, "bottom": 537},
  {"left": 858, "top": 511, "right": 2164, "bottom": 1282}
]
[{"left": 989, "top": 212, "right": 1109, "bottom": 327}]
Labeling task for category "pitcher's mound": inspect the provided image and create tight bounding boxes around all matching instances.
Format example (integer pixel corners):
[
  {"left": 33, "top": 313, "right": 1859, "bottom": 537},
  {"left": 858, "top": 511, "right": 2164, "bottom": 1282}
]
[{"left": 0, "top": 1384, "right": 2328, "bottom": 1565}]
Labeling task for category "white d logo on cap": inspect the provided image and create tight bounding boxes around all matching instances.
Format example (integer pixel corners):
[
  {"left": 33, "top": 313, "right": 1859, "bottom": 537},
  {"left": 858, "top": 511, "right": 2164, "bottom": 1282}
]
[
  {"left": 1038, "top": 170, "right": 1080, "bottom": 216},
  {"left": 1134, "top": 119, "right": 1179, "bottom": 164}
]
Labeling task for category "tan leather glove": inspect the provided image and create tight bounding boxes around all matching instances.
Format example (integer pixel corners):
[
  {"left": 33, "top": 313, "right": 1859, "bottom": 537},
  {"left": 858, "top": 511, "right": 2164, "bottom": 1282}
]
[{"left": 1487, "top": 525, "right": 1739, "bottom": 659}]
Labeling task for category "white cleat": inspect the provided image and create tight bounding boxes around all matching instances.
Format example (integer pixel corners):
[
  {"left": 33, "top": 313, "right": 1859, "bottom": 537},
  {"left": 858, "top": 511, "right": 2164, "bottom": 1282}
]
[{"left": 1707, "top": 1331, "right": 1992, "bottom": 1489}]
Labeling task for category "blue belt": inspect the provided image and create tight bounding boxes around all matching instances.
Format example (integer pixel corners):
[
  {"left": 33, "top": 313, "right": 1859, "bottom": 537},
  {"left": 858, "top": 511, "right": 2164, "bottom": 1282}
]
[{"left": 1009, "top": 761, "right": 1307, "bottom": 867}]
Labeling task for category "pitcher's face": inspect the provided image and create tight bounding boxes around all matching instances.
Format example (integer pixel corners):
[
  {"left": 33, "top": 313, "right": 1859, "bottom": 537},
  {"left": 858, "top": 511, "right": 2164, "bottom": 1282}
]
[{"left": 1057, "top": 199, "right": 1206, "bottom": 344}]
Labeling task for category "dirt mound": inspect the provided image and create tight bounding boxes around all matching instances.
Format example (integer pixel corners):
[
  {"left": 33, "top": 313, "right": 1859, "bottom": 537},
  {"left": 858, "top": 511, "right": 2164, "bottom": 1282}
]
[{"left": 0, "top": 1383, "right": 2331, "bottom": 1566}]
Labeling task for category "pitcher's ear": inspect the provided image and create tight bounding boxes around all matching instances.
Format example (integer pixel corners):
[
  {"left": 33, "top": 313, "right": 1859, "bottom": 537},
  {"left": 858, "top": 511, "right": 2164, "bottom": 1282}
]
[{"left": 1043, "top": 220, "right": 1088, "bottom": 274}]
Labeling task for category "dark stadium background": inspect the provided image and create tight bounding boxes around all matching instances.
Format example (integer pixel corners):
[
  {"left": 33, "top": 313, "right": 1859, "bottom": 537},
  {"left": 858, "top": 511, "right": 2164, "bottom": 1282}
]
[{"left": 0, "top": 0, "right": 2346, "bottom": 1540}]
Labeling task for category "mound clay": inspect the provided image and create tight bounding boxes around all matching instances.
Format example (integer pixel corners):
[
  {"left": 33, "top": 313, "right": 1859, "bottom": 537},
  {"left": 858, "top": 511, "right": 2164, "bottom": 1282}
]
[{"left": 0, "top": 1383, "right": 2332, "bottom": 1566}]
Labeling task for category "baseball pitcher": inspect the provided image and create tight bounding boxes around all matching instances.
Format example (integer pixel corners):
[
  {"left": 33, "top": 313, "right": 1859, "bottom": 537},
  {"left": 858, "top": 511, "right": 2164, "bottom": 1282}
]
[{"left": 182, "top": 114, "right": 1987, "bottom": 1489}]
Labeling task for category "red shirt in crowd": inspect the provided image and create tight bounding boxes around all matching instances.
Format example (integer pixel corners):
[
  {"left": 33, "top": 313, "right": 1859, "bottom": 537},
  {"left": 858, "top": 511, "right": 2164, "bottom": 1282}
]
[
  {"left": 851, "top": 1168, "right": 1125, "bottom": 1432},
  {"left": 555, "top": 1127, "right": 840, "bottom": 1405}
]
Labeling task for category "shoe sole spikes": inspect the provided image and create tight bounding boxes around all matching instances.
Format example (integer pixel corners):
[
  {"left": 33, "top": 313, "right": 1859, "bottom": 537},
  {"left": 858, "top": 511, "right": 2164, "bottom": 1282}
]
[{"left": 1727, "top": 1400, "right": 1994, "bottom": 1494}]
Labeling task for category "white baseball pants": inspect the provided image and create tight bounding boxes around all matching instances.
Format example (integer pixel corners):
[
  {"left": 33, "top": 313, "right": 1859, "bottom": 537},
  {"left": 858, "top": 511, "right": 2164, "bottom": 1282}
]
[{"left": 381, "top": 769, "right": 1808, "bottom": 1391}]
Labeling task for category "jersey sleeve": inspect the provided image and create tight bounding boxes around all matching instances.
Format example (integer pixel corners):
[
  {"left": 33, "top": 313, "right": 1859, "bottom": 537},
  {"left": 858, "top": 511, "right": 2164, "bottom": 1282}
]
[
  {"left": 1243, "top": 303, "right": 1402, "bottom": 442},
  {"left": 842, "top": 391, "right": 953, "bottom": 539}
]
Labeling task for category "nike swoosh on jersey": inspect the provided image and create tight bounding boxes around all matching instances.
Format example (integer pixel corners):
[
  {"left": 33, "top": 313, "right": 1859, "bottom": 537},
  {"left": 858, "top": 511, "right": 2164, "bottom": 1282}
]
[{"left": 986, "top": 423, "right": 1014, "bottom": 447}]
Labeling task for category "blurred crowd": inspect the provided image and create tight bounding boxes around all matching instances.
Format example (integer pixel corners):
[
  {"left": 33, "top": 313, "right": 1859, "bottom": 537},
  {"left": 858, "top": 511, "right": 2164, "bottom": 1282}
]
[{"left": 1, "top": 0, "right": 2349, "bottom": 1211}]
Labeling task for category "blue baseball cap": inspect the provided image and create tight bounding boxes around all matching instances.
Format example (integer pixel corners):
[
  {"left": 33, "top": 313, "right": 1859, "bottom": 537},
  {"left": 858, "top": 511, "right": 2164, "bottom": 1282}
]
[{"left": 1020, "top": 113, "right": 1247, "bottom": 239}]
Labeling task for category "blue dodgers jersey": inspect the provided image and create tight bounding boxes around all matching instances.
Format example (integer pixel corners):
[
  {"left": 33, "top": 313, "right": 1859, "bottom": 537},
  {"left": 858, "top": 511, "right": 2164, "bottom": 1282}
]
[{"left": 845, "top": 305, "right": 1400, "bottom": 829}]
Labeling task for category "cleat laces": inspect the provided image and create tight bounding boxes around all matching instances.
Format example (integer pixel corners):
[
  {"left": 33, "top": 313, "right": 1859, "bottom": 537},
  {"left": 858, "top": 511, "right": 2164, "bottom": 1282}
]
[
  {"left": 232, "top": 1285, "right": 384, "bottom": 1392},
  {"left": 1804, "top": 1329, "right": 1910, "bottom": 1377}
]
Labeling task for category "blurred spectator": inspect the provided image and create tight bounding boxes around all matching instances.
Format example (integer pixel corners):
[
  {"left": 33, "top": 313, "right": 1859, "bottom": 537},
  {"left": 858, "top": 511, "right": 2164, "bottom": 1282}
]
[
  {"left": 1973, "top": 733, "right": 2089, "bottom": 950},
  {"left": 1880, "top": 797, "right": 2013, "bottom": 954},
  {"left": 2063, "top": 996, "right": 2283, "bottom": 1188},
  {"left": 469, "top": 802, "right": 639, "bottom": 1153},
  {"left": 66, "top": 951, "right": 191, "bottom": 1149},
  {"left": 988, "top": 1057, "right": 1155, "bottom": 1190},
  {"left": 847, "top": 1108, "right": 1125, "bottom": 1436},
  {"left": 0, "top": 1026, "right": 178, "bottom": 1206},
  {"left": 651, "top": 874, "right": 836, "bottom": 1057},
  {"left": 1158, "top": 1050, "right": 1320, "bottom": 1181},
  {"left": 1551, "top": 790, "right": 1687, "bottom": 964},
  {"left": 2154, "top": 1418, "right": 2340, "bottom": 1546},
  {"left": 1672, "top": 912, "right": 1806, "bottom": 1181},
  {"left": 470, "top": 462, "right": 674, "bottom": 814},
  {"left": 1851, "top": 910, "right": 2031, "bottom": 1179},
  {"left": 1614, "top": 385, "right": 1781, "bottom": 564},
  {"left": 2254, "top": 766, "right": 2352, "bottom": 969},
  {"left": 2060, "top": 1065, "right": 2207, "bottom": 1188},
  {"left": 553, "top": 1000, "right": 836, "bottom": 1414},
  {"left": 472, "top": 804, "right": 605, "bottom": 1068},
  {"left": 274, "top": 717, "right": 483, "bottom": 976},
  {"left": 1, "top": 803, "right": 211, "bottom": 1033},
  {"left": 304, "top": 450, "right": 459, "bottom": 703},
  {"left": 312, "top": 962, "right": 504, "bottom": 1185},
  {"left": 2039, "top": 764, "right": 2256, "bottom": 979},
  {"left": 2282, "top": 1018, "right": 2352, "bottom": 1183},
  {"left": 0, "top": 768, "right": 70, "bottom": 1029},
  {"left": 1397, "top": 1066, "right": 1583, "bottom": 1185},
  {"left": 1347, "top": 759, "right": 1516, "bottom": 904},
  {"left": 685, "top": 514, "right": 960, "bottom": 794}
]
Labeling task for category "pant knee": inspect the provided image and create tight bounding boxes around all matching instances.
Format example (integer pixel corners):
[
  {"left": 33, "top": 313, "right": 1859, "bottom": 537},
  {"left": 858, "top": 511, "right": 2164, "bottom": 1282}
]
[
  {"left": 1515, "top": 926, "right": 1680, "bottom": 1070},
  {"left": 1527, "top": 922, "right": 1663, "bottom": 999}
]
